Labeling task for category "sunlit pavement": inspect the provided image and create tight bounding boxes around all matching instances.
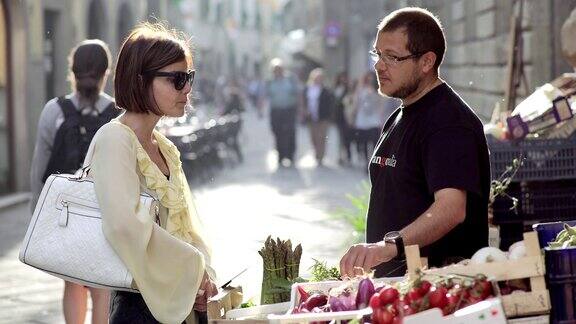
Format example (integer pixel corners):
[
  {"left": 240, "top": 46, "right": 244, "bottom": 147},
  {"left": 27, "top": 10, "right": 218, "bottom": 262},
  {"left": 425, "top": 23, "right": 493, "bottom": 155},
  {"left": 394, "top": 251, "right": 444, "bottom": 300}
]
[
  {"left": 0, "top": 107, "right": 368, "bottom": 323},
  {"left": 197, "top": 107, "right": 368, "bottom": 303}
]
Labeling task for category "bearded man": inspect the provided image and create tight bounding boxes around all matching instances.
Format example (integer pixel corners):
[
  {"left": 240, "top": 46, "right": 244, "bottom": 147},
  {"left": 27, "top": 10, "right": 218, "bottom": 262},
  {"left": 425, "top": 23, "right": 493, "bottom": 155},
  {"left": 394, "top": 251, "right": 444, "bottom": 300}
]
[{"left": 340, "top": 7, "right": 490, "bottom": 277}]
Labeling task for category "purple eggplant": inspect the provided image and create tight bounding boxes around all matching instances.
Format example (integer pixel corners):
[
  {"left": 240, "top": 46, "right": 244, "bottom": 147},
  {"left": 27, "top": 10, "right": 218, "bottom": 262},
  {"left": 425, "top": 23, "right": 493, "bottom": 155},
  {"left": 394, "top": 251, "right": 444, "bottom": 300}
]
[
  {"left": 355, "top": 278, "right": 375, "bottom": 309},
  {"left": 328, "top": 296, "right": 347, "bottom": 312},
  {"left": 328, "top": 289, "right": 357, "bottom": 312},
  {"left": 300, "top": 293, "right": 328, "bottom": 311}
]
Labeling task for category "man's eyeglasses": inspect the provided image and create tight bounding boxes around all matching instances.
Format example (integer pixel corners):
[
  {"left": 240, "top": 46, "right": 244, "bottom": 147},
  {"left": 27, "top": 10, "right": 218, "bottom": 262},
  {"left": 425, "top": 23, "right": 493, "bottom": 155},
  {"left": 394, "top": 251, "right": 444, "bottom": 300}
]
[
  {"left": 147, "top": 69, "right": 195, "bottom": 91},
  {"left": 369, "top": 50, "right": 424, "bottom": 66}
]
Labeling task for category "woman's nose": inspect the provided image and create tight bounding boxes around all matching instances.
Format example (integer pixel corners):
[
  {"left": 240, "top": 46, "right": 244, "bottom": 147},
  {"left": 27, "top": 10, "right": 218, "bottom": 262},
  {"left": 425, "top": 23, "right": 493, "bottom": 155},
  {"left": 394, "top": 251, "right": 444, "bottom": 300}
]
[{"left": 182, "top": 81, "right": 192, "bottom": 94}]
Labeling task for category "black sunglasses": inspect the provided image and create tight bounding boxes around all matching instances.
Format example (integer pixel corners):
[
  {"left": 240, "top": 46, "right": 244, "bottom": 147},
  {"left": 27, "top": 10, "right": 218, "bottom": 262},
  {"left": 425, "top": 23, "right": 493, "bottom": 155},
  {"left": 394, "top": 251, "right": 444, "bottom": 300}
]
[{"left": 146, "top": 69, "right": 195, "bottom": 91}]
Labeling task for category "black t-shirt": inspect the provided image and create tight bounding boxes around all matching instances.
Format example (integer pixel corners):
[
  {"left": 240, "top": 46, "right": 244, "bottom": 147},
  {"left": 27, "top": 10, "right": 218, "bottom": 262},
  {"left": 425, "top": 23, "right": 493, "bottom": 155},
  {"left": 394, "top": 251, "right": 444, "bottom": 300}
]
[{"left": 367, "top": 83, "right": 490, "bottom": 277}]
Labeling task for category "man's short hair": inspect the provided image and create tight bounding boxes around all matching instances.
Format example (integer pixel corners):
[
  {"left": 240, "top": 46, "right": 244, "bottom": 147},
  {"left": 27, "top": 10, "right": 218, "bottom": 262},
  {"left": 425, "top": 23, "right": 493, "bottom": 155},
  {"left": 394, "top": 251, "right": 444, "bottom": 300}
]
[
  {"left": 378, "top": 7, "right": 446, "bottom": 70},
  {"left": 114, "top": 22, "right": 192, "bottom": 115}
]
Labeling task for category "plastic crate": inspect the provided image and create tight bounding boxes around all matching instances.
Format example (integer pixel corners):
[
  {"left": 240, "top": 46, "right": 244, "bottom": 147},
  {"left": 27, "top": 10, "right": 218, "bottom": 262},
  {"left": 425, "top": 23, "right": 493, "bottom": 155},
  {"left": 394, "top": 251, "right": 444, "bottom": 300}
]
[
  {"left": 492, "top": 179, "right": 576, "bottom": 224},
  {"left": 532, "top": 221, "right": 576, "bottom": 248},
  {"left": 544, "top": 246, "right": 576, "bottom": 323},
  {"left": 488, "top": 137, "right": 576, "bottom": 182}
]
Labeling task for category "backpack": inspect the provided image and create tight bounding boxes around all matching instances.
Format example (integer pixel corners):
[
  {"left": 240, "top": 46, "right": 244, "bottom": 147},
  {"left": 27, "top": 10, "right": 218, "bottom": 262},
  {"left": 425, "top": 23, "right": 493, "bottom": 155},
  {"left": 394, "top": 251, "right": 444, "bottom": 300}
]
[{"left": 42, "top": 96, "right": 120, "bottom": 182}]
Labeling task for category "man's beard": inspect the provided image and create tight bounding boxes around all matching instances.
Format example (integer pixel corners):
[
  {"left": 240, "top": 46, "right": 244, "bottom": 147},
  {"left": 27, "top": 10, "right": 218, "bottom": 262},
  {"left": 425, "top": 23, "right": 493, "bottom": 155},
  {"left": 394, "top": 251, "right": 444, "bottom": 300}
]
[{"left": 389, "top": 73, "right": 421, "bottom": 99}]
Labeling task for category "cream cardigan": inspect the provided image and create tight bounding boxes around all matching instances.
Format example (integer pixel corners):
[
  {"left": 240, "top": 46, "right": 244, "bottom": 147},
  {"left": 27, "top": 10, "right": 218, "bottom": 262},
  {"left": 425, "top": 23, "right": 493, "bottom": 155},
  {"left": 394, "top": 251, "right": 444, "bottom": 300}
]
[{"left": 88, "top": 120, "right": 213, "bottom": 324}]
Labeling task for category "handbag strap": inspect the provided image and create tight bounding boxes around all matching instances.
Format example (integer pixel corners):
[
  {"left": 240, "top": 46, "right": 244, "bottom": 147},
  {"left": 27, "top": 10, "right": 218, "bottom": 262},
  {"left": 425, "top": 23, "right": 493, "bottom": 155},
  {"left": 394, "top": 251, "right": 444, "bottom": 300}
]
[
  {"left": 76, "top": 133, "right": 97, "bottom": 179},
  {"left": 73, "top": 165, "right": 91, "bottom": 179}
]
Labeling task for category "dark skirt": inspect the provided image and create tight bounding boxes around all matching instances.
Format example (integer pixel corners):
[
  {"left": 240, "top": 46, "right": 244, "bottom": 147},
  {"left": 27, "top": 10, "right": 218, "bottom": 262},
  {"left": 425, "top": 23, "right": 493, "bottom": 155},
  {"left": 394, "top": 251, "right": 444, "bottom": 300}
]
[{"left": 109, "top": 291, "right": 207, "bottom": 324}]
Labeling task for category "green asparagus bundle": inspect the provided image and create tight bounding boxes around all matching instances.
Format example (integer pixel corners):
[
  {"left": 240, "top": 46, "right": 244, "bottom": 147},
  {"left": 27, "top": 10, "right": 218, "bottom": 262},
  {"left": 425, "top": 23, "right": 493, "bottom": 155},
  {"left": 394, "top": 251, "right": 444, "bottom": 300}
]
[
  {"left": 549, "top": 223, "right": 576, "bottom": 248},
  {"left": 259, "top": 236, "right": 302, "bottom": 304}
]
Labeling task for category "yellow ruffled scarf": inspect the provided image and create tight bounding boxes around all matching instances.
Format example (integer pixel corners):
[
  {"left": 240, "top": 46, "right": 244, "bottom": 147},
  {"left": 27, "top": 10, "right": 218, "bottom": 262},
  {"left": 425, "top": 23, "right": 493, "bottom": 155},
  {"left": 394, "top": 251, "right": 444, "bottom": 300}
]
[{"left": 111, "top": 121, "right": 210, "bottom": 259}]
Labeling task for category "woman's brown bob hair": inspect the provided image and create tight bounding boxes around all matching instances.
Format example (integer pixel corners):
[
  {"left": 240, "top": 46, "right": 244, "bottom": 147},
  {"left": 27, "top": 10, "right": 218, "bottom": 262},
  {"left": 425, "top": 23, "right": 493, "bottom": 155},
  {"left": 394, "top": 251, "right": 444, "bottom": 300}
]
[{"left": 114, "top": 22, "right": 192, "bottom": 115}]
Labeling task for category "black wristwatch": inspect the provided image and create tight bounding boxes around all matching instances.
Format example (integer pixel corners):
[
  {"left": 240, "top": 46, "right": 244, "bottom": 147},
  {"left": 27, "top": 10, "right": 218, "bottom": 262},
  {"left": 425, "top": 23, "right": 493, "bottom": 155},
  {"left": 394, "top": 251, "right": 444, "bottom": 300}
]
[{"left": 384, "top": 231, "right": 405, "bottom": 261}]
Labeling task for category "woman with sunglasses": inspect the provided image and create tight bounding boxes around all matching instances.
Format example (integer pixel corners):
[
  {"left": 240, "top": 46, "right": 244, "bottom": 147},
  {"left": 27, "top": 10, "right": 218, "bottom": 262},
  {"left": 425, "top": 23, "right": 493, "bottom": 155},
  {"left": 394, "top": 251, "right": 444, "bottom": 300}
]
[{"left": 85, "top": 23, "right": 216, "bottom": 323}]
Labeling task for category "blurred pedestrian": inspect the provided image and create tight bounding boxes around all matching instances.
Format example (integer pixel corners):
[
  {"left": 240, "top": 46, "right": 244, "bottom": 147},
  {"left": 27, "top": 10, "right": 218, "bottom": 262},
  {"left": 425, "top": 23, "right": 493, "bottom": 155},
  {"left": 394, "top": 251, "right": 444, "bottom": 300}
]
[
  {"left": 333, "top": 71, "right": 352, "bottom": 166},
  {"left": 221, "top": 77, "right": 246, "bottom": 116},
  {"left": 214, "top": 75, "right": 227, "bottom": 112},
  {"left": 221, "top": 77, "right": 246, "bottom": 163},
  {"left": 353, "top": 72, "right": 397, "bottom": 165},
  {"left": 89, "top": 22, "right": 217, "bottom": 323},
  {"left": 261, "top": 58, "right": 301, "bottom": 167},
  {"left": 247, "top": 70, "right": 264, "bottom": 115},
  {"left": 29, "top": 39, "right": 118, "bottom": 324},
  {"left": 303, "top": 68, "right": 334, "bottom": 166},
  {"left": 342, "top": 79, "right": 359, "bottom": 164}
]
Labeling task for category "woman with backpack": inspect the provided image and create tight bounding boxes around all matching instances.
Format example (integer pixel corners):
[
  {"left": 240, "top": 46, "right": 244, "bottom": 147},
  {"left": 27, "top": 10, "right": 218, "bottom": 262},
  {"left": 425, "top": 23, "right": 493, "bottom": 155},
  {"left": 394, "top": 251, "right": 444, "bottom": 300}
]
[
  {"left": 30, "top": 40, "right": 117, "bottom": 324},
  {"left": 86, "top": 23, "right": 216, "bottom": 323}
]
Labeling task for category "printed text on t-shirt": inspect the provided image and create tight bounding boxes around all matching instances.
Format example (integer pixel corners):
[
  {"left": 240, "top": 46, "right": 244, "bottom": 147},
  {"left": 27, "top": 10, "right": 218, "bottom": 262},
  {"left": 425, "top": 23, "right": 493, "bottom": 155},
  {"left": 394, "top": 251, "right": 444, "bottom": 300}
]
[{"left": 371, "top": 155, "right": 396, "bottom": 168}]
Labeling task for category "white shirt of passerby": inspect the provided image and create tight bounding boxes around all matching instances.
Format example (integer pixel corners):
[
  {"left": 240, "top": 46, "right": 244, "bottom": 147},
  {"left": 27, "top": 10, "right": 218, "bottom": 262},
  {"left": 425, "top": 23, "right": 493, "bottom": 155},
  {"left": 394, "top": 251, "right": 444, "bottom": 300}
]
[
  {"left": 354, "top": 88, "right": 397, "bottom": 130},
  {"left": 307, "top": 84, "right": 322, "bottom": 122}
]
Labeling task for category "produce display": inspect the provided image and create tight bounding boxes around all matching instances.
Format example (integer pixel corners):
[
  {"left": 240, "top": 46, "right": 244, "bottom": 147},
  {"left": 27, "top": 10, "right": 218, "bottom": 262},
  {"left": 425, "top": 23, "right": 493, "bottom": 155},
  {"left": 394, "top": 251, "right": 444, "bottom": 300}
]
[
  {"left": 248, "top": 233, "right": 553, "bottom": 323},
  {"left": 548, "top": 223, "right": 576, "bottom": 248},
  {"left": 289, "top": 273, "right": 495, "bottom": 324}
]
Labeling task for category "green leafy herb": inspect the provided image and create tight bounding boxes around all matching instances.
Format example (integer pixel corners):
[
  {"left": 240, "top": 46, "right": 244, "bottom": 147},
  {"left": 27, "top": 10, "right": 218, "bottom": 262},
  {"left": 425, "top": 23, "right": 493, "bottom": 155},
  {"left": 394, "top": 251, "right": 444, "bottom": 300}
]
[
  {"left": 309, "top": 258, "right": 340, "bottom": 282},
  {"left": 331, "top": 182, "right": 370, "bottom": 244},
  {"left": 489, "top": 157, "right": 523, "bottom": 213},
  {"left": 240, "top": 299, "right": 256, "bottom": 308}
]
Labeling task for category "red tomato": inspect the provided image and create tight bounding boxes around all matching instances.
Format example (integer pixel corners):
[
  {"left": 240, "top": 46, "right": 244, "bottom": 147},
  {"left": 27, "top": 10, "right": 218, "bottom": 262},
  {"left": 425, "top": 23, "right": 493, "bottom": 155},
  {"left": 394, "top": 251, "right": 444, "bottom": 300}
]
[
  {"left": 405, "top": 289, "right": 422, "bottom": 306},
  {"left": 372, "top": 308, "right": 387, "bottom": 324},
  {"left": 478, "top": 280, "right": 493, "bottom": 299},
  {"left": 467, "top": 295, "right": 483, "bottom": 305},
  {"left": 403, "top": 304, "right": 416, "bottom": 316},
  {"left": 428, "top": 288, "right": 448, "bottom": 309},
  {"left": 369, "top": 293, "right": 382, "bottom": 309},
  {"left": 379, "top": 287, "right": 400, "bottom": 305},
  {"left": 378, "top": 309, "right": 394, "bottom": 324},
  {"left": 449, "top": 286, "right": 469, "bottom": 301},
  {"left": 402, "top": 293, "right": 411, "bottom": 306},
  {"left": 445, "top": 293, "right": 460, "bottom": 314},
  {"left": 391, "top": 299, "right": 401, "bottom": 313},
  {"left": 387, "top": 304, "right": 399, "bottom": 317},
  {"left": 446, "top": 293, "right": 460, "bottom": 306},
  {"left": 418, "top": 280, "right": 432, "bottom": 295}
]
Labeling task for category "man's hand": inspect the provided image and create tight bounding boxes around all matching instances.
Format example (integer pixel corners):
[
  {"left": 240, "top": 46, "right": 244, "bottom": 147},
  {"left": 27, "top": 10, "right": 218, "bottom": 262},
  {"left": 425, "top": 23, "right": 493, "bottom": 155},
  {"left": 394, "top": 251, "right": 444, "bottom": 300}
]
[
  {"left": 339, "top": 242, "right": 397, "bottom": 278},
  {"left": 193, "top": 271, "right": 218, "bottom": 312}
]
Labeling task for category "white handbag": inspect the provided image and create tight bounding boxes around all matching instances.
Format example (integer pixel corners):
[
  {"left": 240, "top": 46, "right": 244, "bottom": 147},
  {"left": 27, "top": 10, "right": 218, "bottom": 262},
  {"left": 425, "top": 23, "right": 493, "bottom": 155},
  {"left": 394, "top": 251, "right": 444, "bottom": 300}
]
[{"left": 19, "top": 170, "right": 159, "bottom": 292}]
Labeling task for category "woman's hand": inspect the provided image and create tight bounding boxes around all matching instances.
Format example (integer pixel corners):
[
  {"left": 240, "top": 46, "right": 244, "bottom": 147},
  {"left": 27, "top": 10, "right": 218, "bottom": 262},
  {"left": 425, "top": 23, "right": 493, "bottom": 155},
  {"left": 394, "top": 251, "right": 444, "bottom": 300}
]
[{"left": 193, "top": 271, "right": 218, "bottom": 312}]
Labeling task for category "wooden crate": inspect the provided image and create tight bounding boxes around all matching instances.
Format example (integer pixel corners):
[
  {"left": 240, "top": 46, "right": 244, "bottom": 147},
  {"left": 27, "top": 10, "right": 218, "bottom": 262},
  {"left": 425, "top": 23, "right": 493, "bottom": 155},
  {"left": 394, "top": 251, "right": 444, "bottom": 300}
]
[
  {"left": 405, "top": 232, "right": 550, "bottom": 318},
  {"left": 208, "top": 286, "right": 244, "bottom": 320}
]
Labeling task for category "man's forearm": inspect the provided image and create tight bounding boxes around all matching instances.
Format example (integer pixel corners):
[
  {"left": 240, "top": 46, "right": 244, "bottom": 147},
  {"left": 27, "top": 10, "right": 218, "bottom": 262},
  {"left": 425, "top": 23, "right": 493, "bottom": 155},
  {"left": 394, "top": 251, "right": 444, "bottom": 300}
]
[{"left": 399, "top": 192, "right": 466, "bottom": 248}]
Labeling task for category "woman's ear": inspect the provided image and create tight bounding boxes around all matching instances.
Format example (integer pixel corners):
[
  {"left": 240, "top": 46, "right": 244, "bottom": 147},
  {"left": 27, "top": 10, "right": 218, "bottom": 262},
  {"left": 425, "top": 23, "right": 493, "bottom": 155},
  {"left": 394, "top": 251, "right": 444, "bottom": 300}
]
[{"left": 421, "top": 52, "right": 437, "bottom": 73}]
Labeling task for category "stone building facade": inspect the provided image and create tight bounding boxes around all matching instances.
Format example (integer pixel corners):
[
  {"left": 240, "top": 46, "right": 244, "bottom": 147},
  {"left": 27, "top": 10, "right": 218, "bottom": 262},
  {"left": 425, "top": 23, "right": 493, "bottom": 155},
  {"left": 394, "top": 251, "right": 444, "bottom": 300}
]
[
  {"left": 0, "top": 0, "right": 179, "bottom": 195},
  {"left": 384, "top": 0, "right": 576, "bottom": 120},
  {"left": 342, "top": 0, "right": 576, "bottom": 120}
]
